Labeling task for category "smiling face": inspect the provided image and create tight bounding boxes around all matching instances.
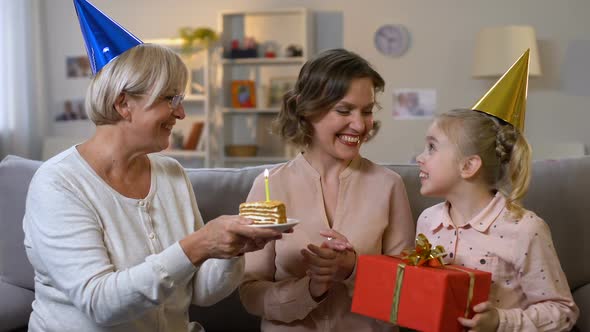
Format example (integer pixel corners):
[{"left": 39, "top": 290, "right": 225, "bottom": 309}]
[
  {"left": 124, "top": 92, "right": 186, "bottom": 153},
  {"left": 307, "top": 77, "right": 375, "bottom": 163},
  {"left": 415, "top": 121, "right": 464, "bottom": 198}
]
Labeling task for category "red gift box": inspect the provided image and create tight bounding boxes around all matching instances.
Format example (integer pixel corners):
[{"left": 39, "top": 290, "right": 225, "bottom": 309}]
[{"left": 351, "top": 255, "right": 491, "bottom": 332}]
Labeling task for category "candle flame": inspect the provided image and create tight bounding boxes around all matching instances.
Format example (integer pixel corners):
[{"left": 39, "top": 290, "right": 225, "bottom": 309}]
[{"left": 264, "top": 169, "right": 269, "bottom": 178}]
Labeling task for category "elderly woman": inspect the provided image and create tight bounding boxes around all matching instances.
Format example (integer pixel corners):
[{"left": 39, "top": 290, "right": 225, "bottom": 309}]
[{"left": 22, "top": 1, "right": 282, "bottom": 331}]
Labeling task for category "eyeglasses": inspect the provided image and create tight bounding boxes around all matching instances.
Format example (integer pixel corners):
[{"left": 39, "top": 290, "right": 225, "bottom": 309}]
[
  {"left": 163, "top": 94, "right": 185, "bottom": 110},
  {"left": 124, "top": 92, "right": 184, "bottom": 110}
]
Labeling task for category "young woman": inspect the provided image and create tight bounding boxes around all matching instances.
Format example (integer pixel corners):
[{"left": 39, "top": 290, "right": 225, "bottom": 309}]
[{"left": 239, "top": 49, "right": 415, "bottom": 331}]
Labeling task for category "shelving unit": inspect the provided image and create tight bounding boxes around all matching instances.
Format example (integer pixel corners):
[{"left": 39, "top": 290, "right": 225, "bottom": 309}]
[
  {"left": 222, "top": 108, "right": 280, "bottom": 114},
  {"left": 220, "top": 57, "right": 306, "bottom": 65},
  {"left": 146, "top": 38, "right": 212, "bottom": 168},
  {"left": 162, "top": 150, "right": 207, "bottom": 158},
  {"left": 215, "top": 8, "right": 313, "bottom": 167}
]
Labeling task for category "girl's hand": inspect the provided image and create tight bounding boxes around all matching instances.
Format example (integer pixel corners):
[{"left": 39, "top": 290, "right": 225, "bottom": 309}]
[{"left": 457, "top": 301, "right": 499, "bottom": 332}]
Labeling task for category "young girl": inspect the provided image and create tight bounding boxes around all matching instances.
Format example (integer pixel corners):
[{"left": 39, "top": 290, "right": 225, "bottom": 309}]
[
  {"left": 415, "top": 107, "right": 579, "bottom": 331},
  {"left": 415, "top": 49, "right": 578, "bottom": 332}
]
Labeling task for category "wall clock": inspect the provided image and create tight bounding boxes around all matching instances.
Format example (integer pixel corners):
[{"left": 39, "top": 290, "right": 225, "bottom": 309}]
[{"left": 374, "top": 24, "right": 410, "bottom": 57}]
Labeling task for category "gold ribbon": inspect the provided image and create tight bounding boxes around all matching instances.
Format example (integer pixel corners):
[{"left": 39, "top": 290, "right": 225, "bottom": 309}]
[
  {"left": 389, "top": 234, "right": 476, "bottom": 324},
  {"left": 389, "top": 263, "right": 405, "bottom": 324},
  {"left": 446, "top": 266, "right": 475, "bottom": 318},
  {"left": 401, "top": 233, "right": 447, "bottom": 267}
]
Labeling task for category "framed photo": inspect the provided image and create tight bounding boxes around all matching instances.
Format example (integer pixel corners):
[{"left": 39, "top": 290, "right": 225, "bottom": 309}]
[
  {"left": 231, "top": 80, "right": 256, "bottom": 108},
  {"left": 55, "top": 98, "right": 88, "bottom": 122},
  {"left": 268, "top": 76, "right": 296, "bottom": 108},
  {"left": 392, "top": 89, "right": 436, "bottom": 119},
  {"left": 66, "top": 55, "right": 91, "bottom": 78}
]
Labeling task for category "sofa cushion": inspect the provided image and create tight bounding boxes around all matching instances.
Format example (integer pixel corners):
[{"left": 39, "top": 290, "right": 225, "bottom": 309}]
[
  {"left": 0, "top": 278, "right": 34, "bottom": 331},
  {"left": 189, "top": 292, "right": 260, "bottom": 332},
  {"left": 187, "top": 163, "right": 443, "bottom": 225},
  {"left": 0, "top": 156, "right": 40, "bottom": 291},
  {"left": 187, "top": 165, "right": 272, "bottom": 223},
  {"left": 2, "top": 154, "right": 589, "bottom": 332},
  {"left": 186, "top": 158, "right": 590, "bottom": 290},
  {"left": 380, "top": 164, "right": 443, "bottom": 221},
  {"left": 573, "top": 283, "right": 590, "bottom": 331},
  {"left": 187, "top": 166, "right": 270, "bottom": 332},
  {"left": 522, "top": 157, "right": 590, "bottom": 291}
]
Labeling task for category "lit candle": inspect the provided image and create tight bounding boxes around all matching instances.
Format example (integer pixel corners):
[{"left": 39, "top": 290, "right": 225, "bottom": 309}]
[{"left": 264, "top": 169, "right": 270, "bottom": 201}]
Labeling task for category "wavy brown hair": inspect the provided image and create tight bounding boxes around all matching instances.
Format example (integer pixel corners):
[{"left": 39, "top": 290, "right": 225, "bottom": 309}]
[
  {"left": 273, "top": 49, "right": 385, "bottom": 148},
  {"left": 436, "top": 109, "right": 532, "bottom": 219}
]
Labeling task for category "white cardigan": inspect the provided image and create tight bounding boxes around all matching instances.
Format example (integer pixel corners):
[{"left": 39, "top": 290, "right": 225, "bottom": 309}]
[{"left": 23, "top": 147, "right": 243, "bottom": 332}]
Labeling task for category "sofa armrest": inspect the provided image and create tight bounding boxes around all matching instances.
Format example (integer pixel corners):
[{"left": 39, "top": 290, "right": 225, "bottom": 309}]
[
  {"left": 573, "top": 284, "right": 590, "bottom": 332},
  {"left": 0, "top": 280, "right": 34, "bottom": 332}
]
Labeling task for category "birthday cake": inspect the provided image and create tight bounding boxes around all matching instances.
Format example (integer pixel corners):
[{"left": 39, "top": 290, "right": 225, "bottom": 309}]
[{"left": 239, "top": 200, "right": 287, "bottom": 224}]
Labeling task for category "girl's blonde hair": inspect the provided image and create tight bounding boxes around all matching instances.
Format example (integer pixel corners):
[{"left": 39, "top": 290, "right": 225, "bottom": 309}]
[
  {"left": 436, "top": 109, "right": 532, "bottom": 219},
  {"left": 85, "top": 43, "right": 188, "bottom": 125}
]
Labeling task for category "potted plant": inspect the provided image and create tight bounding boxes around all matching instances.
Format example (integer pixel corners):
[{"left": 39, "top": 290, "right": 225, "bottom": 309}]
[{"left": 178, "top": 27, "right": 219, "bottom": 53}]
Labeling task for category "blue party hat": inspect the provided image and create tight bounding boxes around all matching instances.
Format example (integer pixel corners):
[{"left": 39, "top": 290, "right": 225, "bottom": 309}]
[{"left": 73, "top": 0, "right": 142, "bottom": 75}]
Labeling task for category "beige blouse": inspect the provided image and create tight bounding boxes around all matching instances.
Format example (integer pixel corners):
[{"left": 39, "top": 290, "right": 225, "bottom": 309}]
[
  {"left": 239, "top": 154, "right": 415, "bottom": 332},
  {"left": 417, "top": 193, "right": 579, "bottom": 332}
]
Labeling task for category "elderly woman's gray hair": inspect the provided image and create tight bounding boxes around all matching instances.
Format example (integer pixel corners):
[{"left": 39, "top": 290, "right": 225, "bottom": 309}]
[{"left": 85, "top": 43, "right": 188, "bottom": 125}]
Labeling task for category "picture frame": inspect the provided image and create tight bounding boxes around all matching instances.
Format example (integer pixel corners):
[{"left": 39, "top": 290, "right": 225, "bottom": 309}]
[
  {"left": 55, "top": 98, "right": 88, "bottom": 122},
  {"left": 66, "top": 55, "right": 92, "bottom": 78},
  {"left": 267, "top": 76, "right": 297, "bottom": 108},
  {"left": 231, "top": 80, "right": 256, "bottom": 108},
  {"left": 392, "top": 89, "right": 436, "bottom": 119}
]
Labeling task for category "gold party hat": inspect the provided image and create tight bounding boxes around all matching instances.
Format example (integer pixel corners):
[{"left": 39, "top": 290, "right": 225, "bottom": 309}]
[{"left": 471, "top": 49, "right": 530, "bottom": 132}]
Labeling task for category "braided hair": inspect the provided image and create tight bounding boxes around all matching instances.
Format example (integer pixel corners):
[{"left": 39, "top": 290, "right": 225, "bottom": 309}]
[{"left": 435, "top": 109, "right": 532, "bottom": 219}]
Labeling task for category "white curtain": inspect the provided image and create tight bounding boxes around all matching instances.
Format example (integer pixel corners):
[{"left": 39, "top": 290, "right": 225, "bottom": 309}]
[{"left": 0, "top": 0, "right": 46, "bottom": 159}]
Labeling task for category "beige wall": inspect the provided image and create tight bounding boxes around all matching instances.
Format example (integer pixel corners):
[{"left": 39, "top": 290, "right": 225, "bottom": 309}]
[{"left": 40, "top": 0, "right": 590, "bottom": 163}]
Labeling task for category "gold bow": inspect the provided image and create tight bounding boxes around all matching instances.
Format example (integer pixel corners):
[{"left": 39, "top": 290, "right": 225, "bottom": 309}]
[
  {"left": 401, "top": 233, "right": 447, "bottom": 267},
  {"left": 390, "top": 234, "right": 476, "bottom": 325}
]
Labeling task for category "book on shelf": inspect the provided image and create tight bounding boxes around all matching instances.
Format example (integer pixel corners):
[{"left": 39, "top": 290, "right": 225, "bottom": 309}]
[{"left": 183, "top": 121, "right": 204, "bottom": 150}]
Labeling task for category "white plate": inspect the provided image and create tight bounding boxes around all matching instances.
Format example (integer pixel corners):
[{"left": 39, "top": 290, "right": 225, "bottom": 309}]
[{"left": 248, "top": 218, "right": 299, "bottom": 232}]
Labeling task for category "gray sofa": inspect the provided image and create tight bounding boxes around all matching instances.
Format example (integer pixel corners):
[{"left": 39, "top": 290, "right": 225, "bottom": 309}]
[{"left": 1, "top": 155, "right": 589, "bottom": 332}]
